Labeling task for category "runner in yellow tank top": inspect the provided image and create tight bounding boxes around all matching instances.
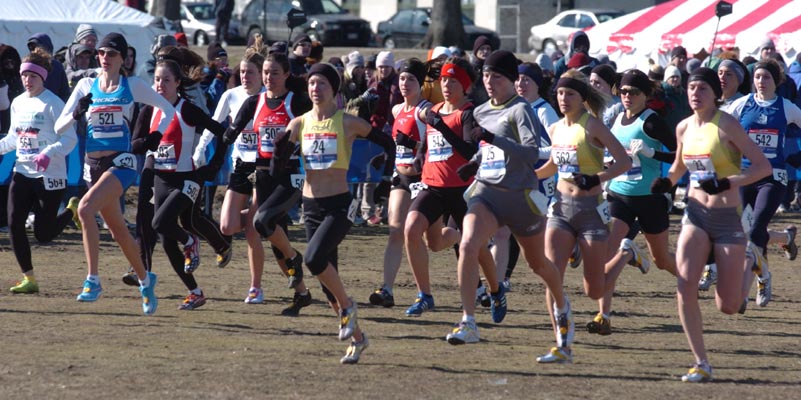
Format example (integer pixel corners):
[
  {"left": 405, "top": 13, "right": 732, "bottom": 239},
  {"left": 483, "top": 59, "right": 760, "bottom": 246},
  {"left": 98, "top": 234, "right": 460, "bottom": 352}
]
[
  {"left": 298, "top": 110, "right": 352, "bottom": 170},
  {"left": 649, "top": 68, "right": 770, "bottom": 383}
]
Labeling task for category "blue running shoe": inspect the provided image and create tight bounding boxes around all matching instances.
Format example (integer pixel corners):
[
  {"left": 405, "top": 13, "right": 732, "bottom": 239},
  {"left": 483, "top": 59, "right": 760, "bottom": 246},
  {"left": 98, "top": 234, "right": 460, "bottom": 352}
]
[
  {"left": 490, "top": 284, "right": 507, "bottom": 323},
  {"left": 139, "top": 272, "right": 158, "bottom": 315},
  {"left": 76, "top": 279, "right": 102, "bottom": 302},
  {"left": 405, "top": 292, "right": 434, "bottom": 316}
]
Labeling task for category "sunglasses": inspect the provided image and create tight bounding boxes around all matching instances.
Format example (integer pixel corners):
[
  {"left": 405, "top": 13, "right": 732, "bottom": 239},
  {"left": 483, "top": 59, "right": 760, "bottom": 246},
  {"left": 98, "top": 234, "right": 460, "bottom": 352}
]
[{"left": 619, "top": 87, "right": 643, "bottom": 96}]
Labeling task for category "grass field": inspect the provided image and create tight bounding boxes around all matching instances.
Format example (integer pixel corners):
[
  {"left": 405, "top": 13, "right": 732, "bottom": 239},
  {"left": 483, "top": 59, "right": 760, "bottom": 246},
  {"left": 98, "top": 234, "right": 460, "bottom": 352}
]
[{"left": 1, "top": 198, "right": 800, "bottom": 399}]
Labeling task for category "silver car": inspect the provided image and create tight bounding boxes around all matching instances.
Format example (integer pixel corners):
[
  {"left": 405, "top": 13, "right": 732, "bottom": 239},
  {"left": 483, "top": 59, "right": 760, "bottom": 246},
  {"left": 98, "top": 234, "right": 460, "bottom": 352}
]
[
  {"left": 180, "top": 1, "right": 241, "bottom": 45},
  {"left": 528, "top": 9, "right": 623, "bottom": 53}
]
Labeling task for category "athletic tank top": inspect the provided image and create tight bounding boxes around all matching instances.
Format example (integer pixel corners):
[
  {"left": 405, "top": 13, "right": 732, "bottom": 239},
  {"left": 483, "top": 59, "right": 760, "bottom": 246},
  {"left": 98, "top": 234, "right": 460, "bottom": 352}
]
[
  {"left": 608, "top": 109, "right": 663, "bottom": 196},
  {"left": 422, "top": 102, "right": 473, "bottom": 187},
  {"left": 739, "top": 94, "right": 787, "bottom": 170},
  {"left": 550, "top": 112, "right": 603, "bottom": 181},
  {"left": 682, "top": 111, "right": 741, "bottom": 187},
  {"left": 253, "top": 92, "right": 295, "bottom": 160},
  {"left": 86, "top": 76, "right": 134, "bottom": 153},
  {"left": 151, "top": 99, "right": 196, "bottom": 173},
  {"left": 299, "top": 109, "right": 350, "bottom": 170},
  {"left": 392, "top": 99, "right": 430, "bottom": 167}
]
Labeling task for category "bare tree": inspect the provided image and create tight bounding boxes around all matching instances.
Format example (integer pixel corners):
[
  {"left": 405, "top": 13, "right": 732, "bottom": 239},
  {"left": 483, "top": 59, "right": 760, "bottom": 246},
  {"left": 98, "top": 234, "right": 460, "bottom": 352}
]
[{"left": 421, "top": 0, "right": 465, "bottom": 48}]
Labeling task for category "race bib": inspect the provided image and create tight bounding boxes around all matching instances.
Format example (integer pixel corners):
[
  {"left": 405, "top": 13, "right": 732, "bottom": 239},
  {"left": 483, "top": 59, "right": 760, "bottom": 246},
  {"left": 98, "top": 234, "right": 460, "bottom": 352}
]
[
  {"left": 302, "top": 132, "right": 338, "bottom": 170},
  {"left": 17, "top": 130, "right": 40, "bottom": 162},
  {"left": 90, "top": 105, "right": 124, "bottom": 139},
  {"left": 259, "top": 124, "right": 281, "bottom": 155},
  {"left": 614, "top": 152, "right": 642, "bottom": 181},
  {"left": 409, "top": 181, "right": 427, "bottom": 200},
  {"left": 112, "top": 152, "right": 137, "bottom": 170},
  {"left": 154, "top": 143, "right": 177, "bottom": 170},
  {"left": 346, "top": 198, "right": 358, "bottom": 223},
  {"left": 182, "top": 180, "right": 201, "bottom": 202},
  {"left": 684, "top": 154, "right": 715, "bottom": 187},
  {"left": 290, "top": 173, "right": 305, "bottom": 189},
  {"left": 748, "top": 129, "right": 778, "bottom": 158},
  {"left": 478, "top": 142, "right": 506, "bottom": 179},
  {"left": 427, "top": 132, "right": 453, "bottom": 162},
  {"left": 528, "top": 189, "right": 548, "bottom": 215},
  {"left": 237, "top": 131, "right": 259, "bottom": 162},
  {"left": 395, "top": 145, "right": 415, "bottom": 166},
  {"left": 43, "top": 177, "right": 66, "bottom": 191},
  {"left": 83, "top": 161, "right": 92, "bottom": 183},
  {"left": 596, "top": 200, "right": 611, "bottom": 225},
  {"left": 741, "top": 204, "right": 754, "bottom": 232},
  {"left": 540, "top": 176, "right": 556, "bottom": 197},
  {"left": 552, "top": 144, "right": 579, "bottom": 180},
  {"left": 773, "top": 168, "right": 788, "bottom": 186}
]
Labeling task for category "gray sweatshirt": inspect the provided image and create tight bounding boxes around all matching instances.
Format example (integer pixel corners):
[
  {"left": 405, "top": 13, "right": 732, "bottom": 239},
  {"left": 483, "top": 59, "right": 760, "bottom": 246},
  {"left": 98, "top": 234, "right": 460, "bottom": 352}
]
[{"left": 472, "top": 95, "right": 541, "bottom": 190}]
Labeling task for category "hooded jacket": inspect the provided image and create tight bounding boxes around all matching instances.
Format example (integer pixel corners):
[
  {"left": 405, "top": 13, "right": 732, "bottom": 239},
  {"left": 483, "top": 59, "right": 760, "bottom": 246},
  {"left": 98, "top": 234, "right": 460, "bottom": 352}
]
[
  {"left": 553, "top": 31, "right": 598, "bottom": 81},
  {"left": 27, "top": 33, "right": 70, "bottom": 102},
  {"left": 65, "top": 43, "right": 98, "bottom": 89}
]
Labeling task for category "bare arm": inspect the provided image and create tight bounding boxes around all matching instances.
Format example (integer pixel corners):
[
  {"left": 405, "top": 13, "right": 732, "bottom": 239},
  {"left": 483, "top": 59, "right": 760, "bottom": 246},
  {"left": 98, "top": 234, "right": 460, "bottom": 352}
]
[
  {"left": 719, "top": 113, "right": 771, "bottom": 187},
  {"left": 587, "top": 117, "right": 631, "bottom": 182}
]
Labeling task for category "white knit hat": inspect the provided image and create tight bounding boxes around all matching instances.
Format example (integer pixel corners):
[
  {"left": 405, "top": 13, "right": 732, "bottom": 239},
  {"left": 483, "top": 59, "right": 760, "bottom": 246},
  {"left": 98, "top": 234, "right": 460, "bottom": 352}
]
[
  {"left": 376, "top": 51, "right": 394, "bottom": 67},
  {"left": 664, "top": 65, "right": 681, "bottom": 79}
]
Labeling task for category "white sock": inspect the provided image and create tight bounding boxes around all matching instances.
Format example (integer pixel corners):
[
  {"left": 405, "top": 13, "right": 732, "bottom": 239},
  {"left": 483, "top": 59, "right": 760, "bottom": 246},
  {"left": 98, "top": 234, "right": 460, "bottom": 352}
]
[
  {"left": 462, "top": 314, "right": 476, "bottom": 324},
  {"left": 191, "top": 288, "right": 202, "bottom": 295},
  {"left": 87, "top": 274, "right": 100, "bottom": 284},
  {"left": 139, "top": 274, "right": 150, "bottom": 288}
]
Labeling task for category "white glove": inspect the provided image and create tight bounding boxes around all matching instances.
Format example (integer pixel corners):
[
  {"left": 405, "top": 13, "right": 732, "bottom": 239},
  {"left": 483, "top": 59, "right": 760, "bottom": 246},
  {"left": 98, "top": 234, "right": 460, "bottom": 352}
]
[
  {"left": 629, "top": 139, "right": 655, "bottom": 158},
  {"left": 193, "top": 144, "right": 207, "bottom": 168}
]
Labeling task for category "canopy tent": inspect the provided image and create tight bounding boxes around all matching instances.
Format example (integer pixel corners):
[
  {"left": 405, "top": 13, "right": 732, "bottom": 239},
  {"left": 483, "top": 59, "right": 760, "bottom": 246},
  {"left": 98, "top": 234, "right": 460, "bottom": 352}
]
[
  {"left": 0, "top": 0, "right": 168, "bottom": 67},
  {"left": 586, "top": 0, "right": 801, "bottom": 71}
]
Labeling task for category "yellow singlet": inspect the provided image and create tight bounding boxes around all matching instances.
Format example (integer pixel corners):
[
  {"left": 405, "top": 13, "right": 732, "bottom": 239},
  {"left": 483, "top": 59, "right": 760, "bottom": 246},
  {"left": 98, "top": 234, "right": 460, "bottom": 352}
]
[
  {"left": 551, "top": 113, "right": 604, "bottom": 181},
  {"left": 299, "top": 110, "right": 351, "bottom": 170},
  {"left": 682, "top": 111, "right": 741, "bottom": 185}
]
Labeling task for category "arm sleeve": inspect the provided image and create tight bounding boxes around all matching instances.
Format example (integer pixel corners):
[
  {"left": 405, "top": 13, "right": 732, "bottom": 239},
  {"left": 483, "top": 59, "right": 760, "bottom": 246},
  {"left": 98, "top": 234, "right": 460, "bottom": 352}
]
[
  {"left": 485, "top": 105, "right": 540, "bottom": 165},
  {"left": 41, "top": 99, "right": 77, "bottom": 158},
  {"left": 130, "top": 105, "right": 154, "bottom": 154},
  {"left": 196, "top": 90, "right": 233, "bottom": 155},
  {"left": 228, "top": 95, "right": 259, "bottom": 135},
  {"left": 427, "top": 110, "right": 477, "bottom": 159},
  {"left": 784, "top": 98, "right": 801, "bottom": 127},
  {"left": 291, "top": 92, "right": 313, "bottom": 115},
  {"left": 642, "top": 113, "right": 677, "bottom": 163},
  {"left": 365, "top": 127, "right": 396, "bottom": 176},
  {"left": 130, "top": 77, "right": 175, "bottom": 133},
  {"left": 55, "top": 78, "right": 92, "bottom": 134},
  {"left": 183, "top": 101, "right": 226, "bottom": 137}
]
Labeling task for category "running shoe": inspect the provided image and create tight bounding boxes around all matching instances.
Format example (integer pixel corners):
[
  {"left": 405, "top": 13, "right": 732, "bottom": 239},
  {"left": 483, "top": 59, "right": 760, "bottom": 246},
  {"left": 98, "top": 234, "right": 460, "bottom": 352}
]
[
  {"left": 216, "top": 246, "right": 233, "bottom": 269},
  {"left": 368, "top": 287, "right": 395, "bottom": 308},
  {"left": 586, "top": 312, "right": 612, "bottom": 335},
  {"left": 536, "top": 347, "right": 572, "bottom": 364},
  {"left": 139, "top": 272, "right": 158, "bottom": 315},
  {"left": 67, "top": 196, "right": 81, "bottom": 230},
  {"left": 405, "top": 292, "right": 434, "bottom": 316},
  {"left": 281, "top": 291, "right": 313, "bottom": 316},
  {"left": 681, "top": 362, "right": 712, "bottom": 383},
  {"left": 490, "top": 284, "right": 508, "bottom": 323},
  {"left": 10, "top": 277, "right": 39, "bottom": 294},
  {"left": 184, "top": 235, "right": 200, "bottom": 273},
  {"left": 568, "top": 242, "right": 582, "bottom": 268},
  {"left": 476, "top": 284, "right": 491, "bottom": 308},
  {"left": 553, "top": 298, "right": 575, "bottom": 348},
  {"left": 76, "top": 279, "right": 102, "bottom": 302},
  {"left": 621, "top": 238, "right": 650, "bottom": 274},
  {"left": 757, "top": 271, "right": 772, "bottom": 307},
  {"left": 285, "top": 250, "right": 304, "bottom": 289},
  {"left": 121, "top": 267, "right": 139, "bottom": 287},
  {"left": 446, "top": 320, "right": 480, "bottom": 345},
  {"left": 340, "top": 335, "right": 369, "bottom": 364},
  {"left": 339, "top": 300, "right": 358, "bottom": 341},
  {"left": 698, "top": 264, "right": 717, "bottom": 291},
  {"left": 738, "top": 297, "right": 748, "bottom": 314},
  {"left": 244, "top": 287, "right": 264, "bottom": 304},
  {"left": 502, "top": 278, "right": 512, "bottom": 292},
  {"left": 783, "top": 225, "right": 797, "bottom": 261},
  {"left": 179, "top": 292, "right": 207, "bottom": 310},
  {"left": 746, "top": 241, "right": 767, "bottom": 276}
]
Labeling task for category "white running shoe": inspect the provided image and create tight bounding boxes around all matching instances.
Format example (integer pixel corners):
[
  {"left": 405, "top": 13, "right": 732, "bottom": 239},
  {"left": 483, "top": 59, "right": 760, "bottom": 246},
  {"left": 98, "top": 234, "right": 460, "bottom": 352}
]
[
  {"left": 698, "top": 264, "right": 717, "bottom": 291},
  {"left": 536, "top": 347, "right": 572, "bottom": 363},
  {"left": 681, "top": 362, "right": 712, "bottom": 382},
  {"left": 339, "top": 300, "right": 358, "bottom": 341},
  {"left": 446, "top": 320, "right": 480, "bottom": 345},
  {"left": 553, "top": 298, "right": 575, "bottom": 348},
  {"left": 244, "top": 287, "right": 264, "bottom": 304},
  {"left": 620, "top": 238, "right": 650, "bottom": 274},
  {"left": 757, "top": 271, "right": 772, "bottom": 307},
  {"left": 340, "top": 335, "right": 369, "bottom": 364}
]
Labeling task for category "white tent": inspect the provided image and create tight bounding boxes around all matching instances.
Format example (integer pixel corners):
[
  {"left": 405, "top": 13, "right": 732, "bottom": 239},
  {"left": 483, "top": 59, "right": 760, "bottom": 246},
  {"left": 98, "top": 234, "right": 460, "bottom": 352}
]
[
  {"left": 586, "top": 0, "right": 801, "bottom": 71},
  {"left": 0, "top": 0, "right": 169, "bottom": 68}
]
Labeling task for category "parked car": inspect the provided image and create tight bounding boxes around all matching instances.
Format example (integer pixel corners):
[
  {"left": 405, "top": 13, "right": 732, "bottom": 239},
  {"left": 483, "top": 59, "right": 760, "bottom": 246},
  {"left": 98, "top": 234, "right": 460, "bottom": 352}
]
[
  {"left": 376, "top": 8, "right": 500, "bottom": 50},
  {"left": 180, "top": 1, "right": 241, "bottom": 45},
  {"left": 238, "top": 0, "right": 372, "bottom": 46},
  {"left": 528, "top": 9, "right": 623, "bottom": 53}
]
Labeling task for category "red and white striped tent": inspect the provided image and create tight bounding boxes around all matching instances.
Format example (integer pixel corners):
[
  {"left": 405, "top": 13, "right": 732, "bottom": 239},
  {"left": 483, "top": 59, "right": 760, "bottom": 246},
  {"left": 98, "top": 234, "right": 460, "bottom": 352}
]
[{"left": 586, "top": 0, "right": 801, "bottom": 71}]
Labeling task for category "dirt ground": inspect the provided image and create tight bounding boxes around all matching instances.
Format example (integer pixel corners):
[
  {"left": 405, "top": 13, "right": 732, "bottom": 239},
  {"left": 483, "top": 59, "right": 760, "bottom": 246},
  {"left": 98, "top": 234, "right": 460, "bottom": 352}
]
[{"left": 1, "top": 191, "right": 800, "bottom": 399}]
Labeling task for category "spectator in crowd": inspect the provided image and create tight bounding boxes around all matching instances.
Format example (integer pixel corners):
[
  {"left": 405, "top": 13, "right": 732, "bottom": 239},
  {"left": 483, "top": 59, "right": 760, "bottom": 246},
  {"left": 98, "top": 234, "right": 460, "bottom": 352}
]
[
  {"left": 553, "top": 31, "right": 596, "bottom": 81},
  {"left": 138, "top": 34, "right": 178, "bottom": 82},
  {"left": 468, "top": 35, "right": 494, "bottom": 105},
  {"left": 214, "top": 0, "right": 235, "bottom": 46},
  {"left": 289, "top": 34, "right": 312, "bottom": 77},
  {"left": 175, "top": 33, "right": 189, "bottom": 48},
  {"left": 26, "top": 33, "right": 70, "bottom": 102},
  {"left": 124, "top": 46, "right": 137, "bottom": 77},
  {"left": 669, "top": 45, "right": 689, "bottom": 87},
  {"left": 307, "top": 41, "right": 324, "bottom": 66}
]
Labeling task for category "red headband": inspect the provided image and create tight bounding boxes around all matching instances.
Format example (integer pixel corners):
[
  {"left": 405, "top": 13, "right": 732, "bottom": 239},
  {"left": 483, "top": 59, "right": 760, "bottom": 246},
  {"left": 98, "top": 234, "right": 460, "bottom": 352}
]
[{"left": 440, "top": 63, "right": 472, "bottom": 93}]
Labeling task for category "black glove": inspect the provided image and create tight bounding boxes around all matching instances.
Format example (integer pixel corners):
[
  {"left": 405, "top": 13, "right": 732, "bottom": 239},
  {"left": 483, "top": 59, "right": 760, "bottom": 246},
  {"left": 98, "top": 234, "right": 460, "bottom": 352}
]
[
  {"left": 195, "top": 165, "right": 219, "bottom": 182},
  {"left": 424, "top": 109, "right": 442, "bottom": 127},
  {"left": 471, "top": 128, "right": 495, "bottom": 144},
  {"left": 144, "top": 131, "right": 162, "bottom": 152},
  {"left": 270, "top": 131, "right": 294, "bottom": 177},
  {"left": 373, "top": 179, "right": 391, "bottom": 204},
  {"left": 698, "top": 177, "right": 731, "bottom": 194},
  {"left": 786, "top": 152, "right": 801, "bottom": 169},
  {"left": 650, "top": 177, "right": 674, "bottom": 194},
  {"left": 395, "top": 131, "right": 417, "bottom": 149},
  {"left": 457, "top": 161, "right": 479, "bottom": 182},
  {"left": 370, "top": 153, "right": 387, "bottom": 171},
  {"left": 222, "top": 127, "right": 238, "bottom": 146},
  {"left": 572, "top": 173, "right": 601, "bottom": 190},
  {"left": 73, "top": 93, "right": 93, "bottom": 120},
  {"left": 412, "top": 153, "right": 424, "bottom": 174}
]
